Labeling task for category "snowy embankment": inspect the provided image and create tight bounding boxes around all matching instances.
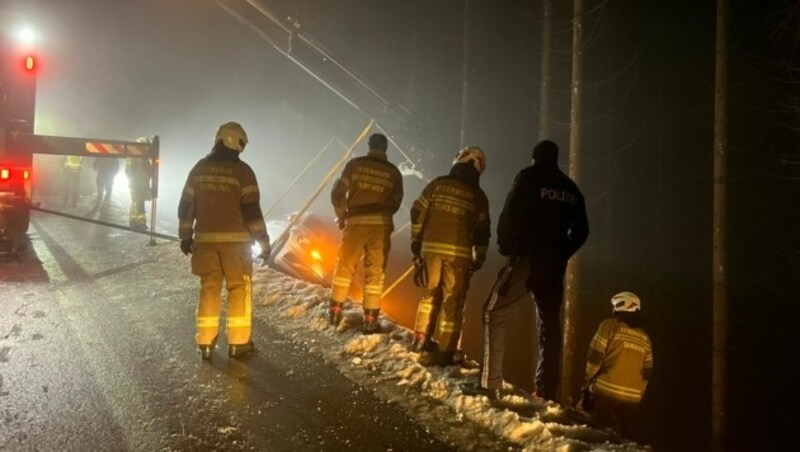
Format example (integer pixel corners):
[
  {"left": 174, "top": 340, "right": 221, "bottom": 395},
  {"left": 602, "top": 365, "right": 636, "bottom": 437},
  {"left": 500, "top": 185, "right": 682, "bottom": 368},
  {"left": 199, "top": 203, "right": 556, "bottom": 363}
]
[{"left": 250, "top": 266, "right": 647, "bottom": 451}]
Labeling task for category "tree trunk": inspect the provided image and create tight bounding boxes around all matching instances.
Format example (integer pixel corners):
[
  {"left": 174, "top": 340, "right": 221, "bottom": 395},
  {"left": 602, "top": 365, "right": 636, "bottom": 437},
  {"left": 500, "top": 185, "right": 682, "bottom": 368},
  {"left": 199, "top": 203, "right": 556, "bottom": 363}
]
[
  {"left": 712, "top": 0, "right": 729, "bottom": 450},
  {"left": 561, "top": 0, "right": 583, "bottom": 405}
]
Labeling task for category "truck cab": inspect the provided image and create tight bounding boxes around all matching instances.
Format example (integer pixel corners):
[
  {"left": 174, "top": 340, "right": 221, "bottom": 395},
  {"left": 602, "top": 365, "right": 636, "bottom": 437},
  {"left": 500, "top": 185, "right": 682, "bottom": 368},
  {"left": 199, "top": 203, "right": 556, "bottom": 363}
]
[{"left": 0, "top": 36, "right": 36, "bottom": 254}]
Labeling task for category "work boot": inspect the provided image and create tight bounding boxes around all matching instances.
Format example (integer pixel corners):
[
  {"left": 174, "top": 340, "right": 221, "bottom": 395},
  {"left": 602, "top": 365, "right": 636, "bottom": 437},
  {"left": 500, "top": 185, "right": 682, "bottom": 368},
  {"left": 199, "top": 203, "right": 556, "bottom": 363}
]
[
  {"left": 438, "top": 350, "right": 457, "bottom": 367},
  {"left": 228, "top": 341, "right": 254, "bottom": 358},
  {"left": 362, "top": 309, "right": 381, "bottom": 335},
  {"left": 410, "top": 333, "right": 439, "bottom": 353},
  {"left": 197, "top": 337, "right": 217, "bottom": 361},
  {"left": 328, "top": 300, "right": 344, "bottom": 327},
  {"left": 460, "top": 381, "right": 502, "bottom": 401}
]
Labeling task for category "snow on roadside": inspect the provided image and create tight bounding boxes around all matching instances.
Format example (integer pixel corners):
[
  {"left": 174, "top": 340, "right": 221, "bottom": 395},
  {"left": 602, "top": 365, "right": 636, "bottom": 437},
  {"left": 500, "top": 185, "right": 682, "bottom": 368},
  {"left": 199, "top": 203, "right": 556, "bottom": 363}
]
[{"left": 251, "top": 266, "right": 647, "bottom": 451}]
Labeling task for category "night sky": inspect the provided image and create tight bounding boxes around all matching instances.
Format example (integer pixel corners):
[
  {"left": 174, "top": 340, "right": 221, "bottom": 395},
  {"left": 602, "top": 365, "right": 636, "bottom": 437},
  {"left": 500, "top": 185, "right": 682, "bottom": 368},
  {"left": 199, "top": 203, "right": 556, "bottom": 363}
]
[{"left": 4, "top": 0, "right": 798, "bottom": 449}]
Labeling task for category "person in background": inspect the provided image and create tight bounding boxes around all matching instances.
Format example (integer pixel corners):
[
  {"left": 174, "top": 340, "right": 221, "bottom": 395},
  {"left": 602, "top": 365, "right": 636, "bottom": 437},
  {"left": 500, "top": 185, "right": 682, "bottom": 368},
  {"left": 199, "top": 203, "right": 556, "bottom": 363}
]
[
  {"left": 580, "top": 291, "right": 653, "bottom": 441},
  {"left": 328, "top": 133, "right": 403, "bottom": 334},
  {"left": 409, "top": 146, "right": 490, "bottom": 367},
  {"left": 126, "top": 137, "right": 153, "bottom": 231},
  {"left": 465, "top": 140, "right": 589, "bottom": 402},
  {"left": 92, "top": 157, "right": 120, "bottom": 209},
  {"left": 178, "top": 122, "right": 271, "bottom": 360},
  {"left": 62, "top": 155, "right": 83, "bottom": 207}
]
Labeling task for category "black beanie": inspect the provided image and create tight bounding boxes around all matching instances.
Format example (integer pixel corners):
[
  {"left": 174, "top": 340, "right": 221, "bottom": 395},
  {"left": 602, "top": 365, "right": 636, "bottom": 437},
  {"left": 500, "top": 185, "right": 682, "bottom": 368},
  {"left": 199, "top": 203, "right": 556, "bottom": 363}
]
[
  {"left": 368, "top": 133, "right": 388, "bottom": 151},
  {"left": 532, "top": 140, "right": 558, "bottom": 165}
]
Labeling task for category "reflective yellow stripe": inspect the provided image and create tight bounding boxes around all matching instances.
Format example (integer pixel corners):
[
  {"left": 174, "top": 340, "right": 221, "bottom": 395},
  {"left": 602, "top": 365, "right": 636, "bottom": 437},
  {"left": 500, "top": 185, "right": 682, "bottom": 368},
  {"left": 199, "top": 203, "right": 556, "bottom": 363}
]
[
  {"left": 421, "top": 242, "right": 472, "bottom": 258},
  {"left": 241, "top": 185, "right": 259, "bottom": 195},
  {"left": 194, "top": 175, "right": 240, "bottom": 186},
  {"left": 417, "top": 303, "right": 433, "bottom": 314},
  {"left": 183, "top": 186, "right": 196, "bottom": 197},
  {"left": 197, "top": 316, "right": 220, "bottom": 328},
  {"left": 595, "top": 379, "right": 643, "bottom": 401},
  {"left": 227, "top": 316, "right": 251, "bottom": 328},
  {"left": 432, "top": 194, "right": 475, "bottom": 211},
  {"left": 194, "top": 232, "right": 252, "bottom": 243},
  {"left": 346, "top": 214, "right": 389, "bottom": 226},
  {"left": 364, "top": 285, "right": 383, "bottom": 295},
  {"left": 332, "top": 276, "right": 351, "bottom": 288},
  {"left": 439, "top": 322, "right": 456, "bottom": 333},
  {"left": 415, "top": 197, "right": 430, "bottom": 208}
]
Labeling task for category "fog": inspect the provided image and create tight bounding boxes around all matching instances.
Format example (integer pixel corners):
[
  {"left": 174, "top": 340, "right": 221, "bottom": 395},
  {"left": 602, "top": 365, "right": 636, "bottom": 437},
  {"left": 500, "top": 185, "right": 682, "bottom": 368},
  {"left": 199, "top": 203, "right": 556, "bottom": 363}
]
[{"left": 6, "top": 0, "right": 798, "bottom": 449}]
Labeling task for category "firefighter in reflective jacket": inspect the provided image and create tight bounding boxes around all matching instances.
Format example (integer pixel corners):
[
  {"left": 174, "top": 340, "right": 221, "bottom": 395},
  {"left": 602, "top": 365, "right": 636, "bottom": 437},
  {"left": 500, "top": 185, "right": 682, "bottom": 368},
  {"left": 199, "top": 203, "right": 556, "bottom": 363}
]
[
  {"left": 328, "top": 133, "right": 403, "bottom": 334},
  {"left": 126, "top": 137, "right": 153, "bottom": 231},
  {"left": 178, "top": 122, "right": 271, "bottom": 359},
  {"left": 581, "top": 292, "right": 653, "bottom": 440},
  {"left": 410, "top": 146, "right": 490, "bottom": 366},
  {"left": 62, "top": 155, "right": 83, "bottom": 207}
]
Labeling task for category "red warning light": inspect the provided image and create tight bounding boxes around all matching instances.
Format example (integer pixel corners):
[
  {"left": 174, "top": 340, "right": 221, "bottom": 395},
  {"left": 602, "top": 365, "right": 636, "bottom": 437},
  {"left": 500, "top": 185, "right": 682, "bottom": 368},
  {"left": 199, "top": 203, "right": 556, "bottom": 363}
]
[
  {"left": 0, "top": 169, "right": 9, "bottom": 180},
  {"left": 24, "top": 55, "right": 36, "bottom": 72},
  {"left": 23, "top": 170, "right": 31, "bottom": 180}
]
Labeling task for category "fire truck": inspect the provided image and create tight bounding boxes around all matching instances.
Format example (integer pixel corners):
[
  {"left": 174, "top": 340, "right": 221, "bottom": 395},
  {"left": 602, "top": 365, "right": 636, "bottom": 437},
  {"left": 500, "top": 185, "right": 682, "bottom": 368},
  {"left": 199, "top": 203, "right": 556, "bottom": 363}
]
[{"left": 0, "top": 30, "right": 160, "bottom": 255}]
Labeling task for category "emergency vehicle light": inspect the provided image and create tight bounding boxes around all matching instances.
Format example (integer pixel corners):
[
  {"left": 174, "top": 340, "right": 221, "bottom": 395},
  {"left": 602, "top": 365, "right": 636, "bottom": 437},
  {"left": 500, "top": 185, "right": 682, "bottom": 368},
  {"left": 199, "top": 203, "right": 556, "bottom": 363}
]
[
  {"left": 25, "top": 55, "right": 36, "bottom": 72},
  {"left": 23, "top": 170, "right": 30, "bottom": 180},
  {"left": 0, "top": 169, "right": 9, "bottom": 180}
]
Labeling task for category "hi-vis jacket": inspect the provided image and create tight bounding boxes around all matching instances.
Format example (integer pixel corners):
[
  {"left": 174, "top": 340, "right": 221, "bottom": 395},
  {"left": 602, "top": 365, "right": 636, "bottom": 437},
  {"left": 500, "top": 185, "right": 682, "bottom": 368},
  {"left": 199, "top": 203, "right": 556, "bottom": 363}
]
[
  {"left": 410, "top": 165, "right": 490, "bottom": 261},
  {"left": 178, "top": 149, "right": 269, "bottom": 245},
  {"left": 585, "top": 317, "right": 654, "bottom": 403},
  {"left": 331, "top": 149, "right": 403, "bottom": 229}
]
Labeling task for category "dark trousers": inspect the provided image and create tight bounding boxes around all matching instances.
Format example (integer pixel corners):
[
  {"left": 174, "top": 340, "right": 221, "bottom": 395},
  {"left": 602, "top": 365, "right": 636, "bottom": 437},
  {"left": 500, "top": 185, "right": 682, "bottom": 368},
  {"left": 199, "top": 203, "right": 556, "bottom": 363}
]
[
  {"left": 590, "top": 394, "right": 640, "bottom": 441},
  {"left": 95, "top": 176, "right": 114, "bottom": 204},
  {"left": 479, "top": 254, "right": 567, "bottom": 400}
]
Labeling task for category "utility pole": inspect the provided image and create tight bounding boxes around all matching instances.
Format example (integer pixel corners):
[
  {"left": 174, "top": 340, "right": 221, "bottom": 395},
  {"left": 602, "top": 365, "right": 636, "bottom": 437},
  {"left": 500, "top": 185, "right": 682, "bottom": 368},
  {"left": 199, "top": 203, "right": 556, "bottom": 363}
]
[
  {"left": 459, "top": 0, "right": 470, "bottom": 149},
  {"left": 712, "top": 0, "right": 729, "bottom": 450},
  {"left": 561, "top": 0, "right": 583, "bottom": 405}
]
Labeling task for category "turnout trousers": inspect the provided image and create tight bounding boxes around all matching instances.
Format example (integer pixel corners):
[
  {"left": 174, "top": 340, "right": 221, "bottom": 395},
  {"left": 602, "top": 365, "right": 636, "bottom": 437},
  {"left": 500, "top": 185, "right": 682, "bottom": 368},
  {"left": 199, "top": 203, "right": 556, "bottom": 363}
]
[
  {"left": 191, "top": 242, "right": 254, "bottom": 346},
  {"left": 129, "top": 188, "right": 148, "bottom": 229},
  {"left": 479, "top": 254, "right": 567, "bottom": 400},
  {"left": 413, "top": 253, "right": 472, "bottom": 352},
  {"left": 330, "top": 224, "right": 391, "bottom": 310}
]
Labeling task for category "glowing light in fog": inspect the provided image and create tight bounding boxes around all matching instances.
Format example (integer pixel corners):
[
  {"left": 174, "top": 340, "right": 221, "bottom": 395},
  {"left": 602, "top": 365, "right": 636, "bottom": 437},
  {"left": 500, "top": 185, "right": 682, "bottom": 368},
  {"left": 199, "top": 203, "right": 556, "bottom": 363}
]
[
  {"left": 15, "top": 26, "right": 37, "bottom": 45},
  {"left": 311, "top": 249, "right": 322, "bottom": 261}
]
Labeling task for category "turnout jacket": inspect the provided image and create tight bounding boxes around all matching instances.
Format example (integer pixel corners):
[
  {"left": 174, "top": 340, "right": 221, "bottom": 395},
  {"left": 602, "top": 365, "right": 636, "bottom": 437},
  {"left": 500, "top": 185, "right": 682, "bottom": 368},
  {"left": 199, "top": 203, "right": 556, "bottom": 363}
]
[
  {"left": 585, "top": 317, "right": 654, "bottom": 403},
  {"left": 178, "top": 145, "right": 269, "bottom": 245},
  {"left": 497, "top": 162, "right": 589, "bottom": 259},
  {"left": 331, "top": 149, "right": 403, "bottom": 229},
  {"left": 410, "top": 163, "right": 490, "bottom": 261}
]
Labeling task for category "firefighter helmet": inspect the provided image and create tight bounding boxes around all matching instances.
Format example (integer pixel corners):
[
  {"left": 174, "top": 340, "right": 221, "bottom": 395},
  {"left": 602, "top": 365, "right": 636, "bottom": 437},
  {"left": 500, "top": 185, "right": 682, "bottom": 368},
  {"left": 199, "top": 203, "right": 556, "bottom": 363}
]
[
  {"left": 453, "top": 146, "right": 486, "bottom": 174},
  {"left": 611, "top": 291, "right": 641, "bottom": 313},
  {"left": 136, "top": 136, "right": 150, "bottom": 144},
  {"left": 215, "top": 122, "right": 248, "bottom": 152}
]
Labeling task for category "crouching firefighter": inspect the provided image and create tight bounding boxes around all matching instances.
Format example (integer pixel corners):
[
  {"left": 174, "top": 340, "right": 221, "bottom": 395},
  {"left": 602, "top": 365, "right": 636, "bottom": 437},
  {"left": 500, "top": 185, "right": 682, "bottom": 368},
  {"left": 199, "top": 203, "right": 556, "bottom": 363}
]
[
  {"left": 410, "top": 146, "right": 490, "bottom": 366},
  {"left": 328, "top": 133, "right": 403, "bottom": 334},
  {"left": 178, "top": 122, "right": 271, "bottom": 359}
]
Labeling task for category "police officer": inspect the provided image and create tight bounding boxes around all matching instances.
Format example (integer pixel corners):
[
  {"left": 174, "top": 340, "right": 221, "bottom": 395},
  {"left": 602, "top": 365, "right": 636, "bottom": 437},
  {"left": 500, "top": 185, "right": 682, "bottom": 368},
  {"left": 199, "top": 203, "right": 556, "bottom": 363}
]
[
  {"left": 126, "top": 137, "right": 153, "bottom": 231},
  {"left": 468, "top": 140, "right": 589, "bottom": 402},
  {"left": 328, "top": 133, "right": 403, "bottom": 334},
  {"left": 178, "top": 122, "right": 271, "bottom": 359},
  {"left": 410, "top": 146, "right": 490, "bottom": 366}
]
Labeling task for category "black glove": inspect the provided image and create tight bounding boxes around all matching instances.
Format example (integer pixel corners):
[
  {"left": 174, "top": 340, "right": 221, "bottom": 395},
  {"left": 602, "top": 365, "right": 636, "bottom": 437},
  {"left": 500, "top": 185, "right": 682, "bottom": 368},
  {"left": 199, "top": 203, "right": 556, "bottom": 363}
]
[
  {"left": 180, "top": 238, "right": 193, "bottom": 256},
  {"left": 411, "top": 240, "right": 422, "bottom": 258},
  {"left": 257, "top": 240, "right": 271, "bottom": 262},
  {"left": 413, "top": 256, "right": 428, "bottom": 288},
  {"left": 469, "top": 259, "right": 483, "bottom": 273}
]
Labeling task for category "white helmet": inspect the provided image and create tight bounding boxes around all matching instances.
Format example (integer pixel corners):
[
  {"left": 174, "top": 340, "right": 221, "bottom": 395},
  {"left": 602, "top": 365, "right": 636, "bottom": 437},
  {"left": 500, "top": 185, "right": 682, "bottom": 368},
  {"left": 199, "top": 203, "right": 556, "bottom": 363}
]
[
  {"left": 453, "top": 145, "right": 486, "bottom": 174},
  {"left": 136, "top": 136, "right": 150, "bottom": 144},
  {"left": 611, "top": 292, "right": 641, "bottom": 313},
  {"left": 215, "top": 122, "right": 248, "bottom": 152}
]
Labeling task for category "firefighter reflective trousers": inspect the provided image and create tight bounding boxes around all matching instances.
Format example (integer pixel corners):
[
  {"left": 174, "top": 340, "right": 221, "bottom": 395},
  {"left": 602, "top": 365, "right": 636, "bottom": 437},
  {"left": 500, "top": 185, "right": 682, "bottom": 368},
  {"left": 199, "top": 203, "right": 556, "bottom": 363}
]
[
  {"left": 191, "top": 243, "right": 253, "bottom": 346},
  {"left": 330, "top": 223, "right": 391, "bottom": 310},
  {"left": 413, "top": 253, "right": 471, "bottom": 352},
  {"left": 479, "top": 254, "right": 567, "bottom": 400},
  {"left": 129, "top": 190, "right": 148, "bottom": 229}
]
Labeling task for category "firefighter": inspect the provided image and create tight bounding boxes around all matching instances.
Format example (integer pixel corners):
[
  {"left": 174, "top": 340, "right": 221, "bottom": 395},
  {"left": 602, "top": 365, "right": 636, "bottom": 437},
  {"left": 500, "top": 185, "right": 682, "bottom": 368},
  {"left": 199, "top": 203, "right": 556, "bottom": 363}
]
[
  {"left": 178, "top": 122, "right": 271, "bottom": 359},
  {"left": 328, "top": 133, "right": 403, "bottom": 334},
  {"left": 465, "top": 140, "right": 589, "bottom": 402},
  {"left": 92, "top": 157, "right": 119, "bottom": 209},
  {"left": 126, "top": 137, "right": 153, "bottom": 231},
  {"left": 580, "top": 292, "right": 653, "bottom": 440},
  {"left": 410, "top": 146, "right": 490, "bottom": 366},
  {"left": 62, "top": 155, "right": 83, "bottom": 207}
]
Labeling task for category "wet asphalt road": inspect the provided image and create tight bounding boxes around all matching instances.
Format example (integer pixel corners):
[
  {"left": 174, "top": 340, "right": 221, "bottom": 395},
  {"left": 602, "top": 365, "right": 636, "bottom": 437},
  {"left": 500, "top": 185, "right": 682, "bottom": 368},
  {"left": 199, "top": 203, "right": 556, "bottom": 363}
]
[{"left": 0, "top": 211, "right": 456, "bottom": 451}]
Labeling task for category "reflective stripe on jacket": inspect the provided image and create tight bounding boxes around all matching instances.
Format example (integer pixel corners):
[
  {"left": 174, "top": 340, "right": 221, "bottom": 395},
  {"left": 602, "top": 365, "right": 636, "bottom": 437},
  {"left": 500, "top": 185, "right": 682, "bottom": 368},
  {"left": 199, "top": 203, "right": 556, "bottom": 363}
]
[
  {"left": 330, "top": 149, "right": 403, "bottom": 229},
  {"left": 177, "top": 147, "right": 269, "bottom": 245},
  {"left": 410, "top": 166, "right": 490, "bottom": 261},
  {"left": 585, "top": 317, "right": 653, "bottom": 403}
]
